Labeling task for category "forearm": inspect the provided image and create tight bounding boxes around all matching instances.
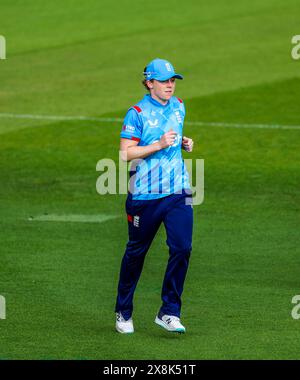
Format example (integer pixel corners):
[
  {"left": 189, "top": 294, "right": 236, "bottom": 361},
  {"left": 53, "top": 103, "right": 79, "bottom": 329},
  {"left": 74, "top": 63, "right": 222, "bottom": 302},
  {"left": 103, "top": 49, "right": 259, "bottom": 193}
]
[{"left": 122, "top": 142, "right": 162, "bottom": 161}]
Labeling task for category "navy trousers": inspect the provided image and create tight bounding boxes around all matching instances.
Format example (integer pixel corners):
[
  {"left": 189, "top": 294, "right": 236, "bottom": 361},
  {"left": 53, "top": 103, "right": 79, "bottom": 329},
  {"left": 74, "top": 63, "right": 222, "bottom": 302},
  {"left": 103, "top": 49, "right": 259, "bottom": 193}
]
[{"left": 115, "top": 190, "right": 193, "bottom": 320}]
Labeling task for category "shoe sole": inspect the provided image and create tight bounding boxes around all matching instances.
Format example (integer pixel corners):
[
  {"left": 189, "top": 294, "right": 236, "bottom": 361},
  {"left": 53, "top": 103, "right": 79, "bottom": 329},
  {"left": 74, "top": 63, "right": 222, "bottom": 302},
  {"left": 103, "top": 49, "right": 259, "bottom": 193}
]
[
  {"left": 116, "top": 326, "right": 134, "bottom": 334},
  {"left": 154, "top": 317, "right": 185, "bottom": 333}
]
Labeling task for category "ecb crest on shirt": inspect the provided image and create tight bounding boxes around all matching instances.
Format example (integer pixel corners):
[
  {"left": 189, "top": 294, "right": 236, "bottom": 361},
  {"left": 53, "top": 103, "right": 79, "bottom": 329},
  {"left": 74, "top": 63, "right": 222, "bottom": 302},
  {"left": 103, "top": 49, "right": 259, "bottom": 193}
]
[{"left": 175, "top": 110, "right": 182, "bottom": 124}]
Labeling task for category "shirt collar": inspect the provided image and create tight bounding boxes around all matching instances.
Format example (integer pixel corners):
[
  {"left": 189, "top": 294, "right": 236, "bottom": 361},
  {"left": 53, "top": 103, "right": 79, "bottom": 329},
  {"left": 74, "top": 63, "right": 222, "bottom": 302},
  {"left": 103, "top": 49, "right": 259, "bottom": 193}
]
[{"left": 144, "top": 94, "right": 170, "bottom": 108}]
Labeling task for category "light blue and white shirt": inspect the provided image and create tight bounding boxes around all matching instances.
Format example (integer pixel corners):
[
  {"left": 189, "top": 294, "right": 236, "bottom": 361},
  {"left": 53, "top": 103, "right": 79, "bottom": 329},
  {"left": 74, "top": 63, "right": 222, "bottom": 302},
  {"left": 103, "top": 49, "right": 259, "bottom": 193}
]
[{"left": 120, "top": 94, "right": 191, "bottom": 200}]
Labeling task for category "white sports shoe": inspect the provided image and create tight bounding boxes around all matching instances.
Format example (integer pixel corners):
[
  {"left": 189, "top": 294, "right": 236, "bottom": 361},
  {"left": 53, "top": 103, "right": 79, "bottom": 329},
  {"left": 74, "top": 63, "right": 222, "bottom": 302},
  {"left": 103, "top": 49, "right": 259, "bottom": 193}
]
[
  {"left": 116, "top": 312, "right": 134, "bottom": 334},
  {"left": 154, "top": 312, "right": 186, "bottom": 333}
]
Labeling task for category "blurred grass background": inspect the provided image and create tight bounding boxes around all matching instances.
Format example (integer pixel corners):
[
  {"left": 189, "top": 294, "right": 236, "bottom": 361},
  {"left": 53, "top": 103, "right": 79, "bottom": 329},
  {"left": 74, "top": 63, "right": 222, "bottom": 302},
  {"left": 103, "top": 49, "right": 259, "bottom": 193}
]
[{"left": 0, "top": 0, "right": 299, "bottom": 359}]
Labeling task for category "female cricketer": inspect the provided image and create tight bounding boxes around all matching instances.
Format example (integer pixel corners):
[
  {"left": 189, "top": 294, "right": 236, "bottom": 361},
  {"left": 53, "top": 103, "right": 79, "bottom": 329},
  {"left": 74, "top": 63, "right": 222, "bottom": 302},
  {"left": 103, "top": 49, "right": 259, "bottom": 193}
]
[{"left": 115, "top": 58, "right": 194, "bottom": 334}]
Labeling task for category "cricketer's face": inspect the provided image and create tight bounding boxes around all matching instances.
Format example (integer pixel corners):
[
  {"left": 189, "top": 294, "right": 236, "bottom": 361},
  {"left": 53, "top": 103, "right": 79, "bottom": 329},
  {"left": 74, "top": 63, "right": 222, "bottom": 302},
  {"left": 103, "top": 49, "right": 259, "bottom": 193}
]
[{"left": 147, "top": 77, "right": 176, "bottom": 102}]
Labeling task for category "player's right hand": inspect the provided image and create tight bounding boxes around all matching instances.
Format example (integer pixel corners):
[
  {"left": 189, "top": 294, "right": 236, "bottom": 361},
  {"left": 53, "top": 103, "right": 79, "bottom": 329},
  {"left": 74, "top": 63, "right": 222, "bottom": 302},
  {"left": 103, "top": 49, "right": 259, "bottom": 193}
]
[{"left": 158, "top": 129, "right": 177, "bottom": 149}]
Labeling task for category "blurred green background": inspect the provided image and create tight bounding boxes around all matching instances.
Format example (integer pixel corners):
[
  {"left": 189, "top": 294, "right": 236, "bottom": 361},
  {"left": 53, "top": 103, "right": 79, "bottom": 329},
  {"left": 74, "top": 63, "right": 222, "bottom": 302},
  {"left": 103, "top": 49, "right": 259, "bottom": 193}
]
[{"left": 0, "top": 0, "right": 299, "bottom": 359}]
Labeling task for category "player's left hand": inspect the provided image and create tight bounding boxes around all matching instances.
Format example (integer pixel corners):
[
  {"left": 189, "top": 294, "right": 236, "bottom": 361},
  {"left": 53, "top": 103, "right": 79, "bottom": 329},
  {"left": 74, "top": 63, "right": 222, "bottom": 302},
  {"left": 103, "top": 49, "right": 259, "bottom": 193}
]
[{"left": 182, "top": 136, "right": 194, "bottom": 152}]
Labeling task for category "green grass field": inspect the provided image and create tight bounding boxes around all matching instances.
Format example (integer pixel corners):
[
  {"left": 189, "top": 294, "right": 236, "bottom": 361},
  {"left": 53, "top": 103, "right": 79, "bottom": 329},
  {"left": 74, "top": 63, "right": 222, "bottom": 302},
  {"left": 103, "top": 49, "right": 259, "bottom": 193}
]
[{"left": 0, "top": 0, "right": 300, "bottom": 359}]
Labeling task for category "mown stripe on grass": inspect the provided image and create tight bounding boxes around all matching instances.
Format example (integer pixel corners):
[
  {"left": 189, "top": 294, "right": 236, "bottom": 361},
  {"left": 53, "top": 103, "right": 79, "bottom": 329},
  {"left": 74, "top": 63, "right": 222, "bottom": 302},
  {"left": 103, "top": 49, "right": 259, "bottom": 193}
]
[
  {"left": 0, "top": 113, "right": 300, "bottom": 130},
  {"left": 28, "top": 214, "right": 120, "bottom": 223}
]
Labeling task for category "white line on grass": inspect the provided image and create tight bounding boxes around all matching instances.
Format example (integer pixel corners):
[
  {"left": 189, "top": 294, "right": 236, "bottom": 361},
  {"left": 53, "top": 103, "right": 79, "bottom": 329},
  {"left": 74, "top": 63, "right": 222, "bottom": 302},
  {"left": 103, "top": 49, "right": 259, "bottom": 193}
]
[
  {"left": 186, "top": 121, "right": 300, "bottom": 130},
  {"left": 28, "top": 214, "right": 120, "bottom": 223},
  {"left": 0, "top": 112, "right": 300, "bottom": 130},
  {"left": 0, "top": 112, "right": 123, "bottom": 123}
]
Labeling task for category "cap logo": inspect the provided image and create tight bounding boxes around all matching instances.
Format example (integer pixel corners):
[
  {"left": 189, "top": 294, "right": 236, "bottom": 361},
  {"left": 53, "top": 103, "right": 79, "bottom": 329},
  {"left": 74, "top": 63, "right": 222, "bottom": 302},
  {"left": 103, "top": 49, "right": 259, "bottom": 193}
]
[
  {"left": 165, "top": 63, "right": 172, "bottom": 72},
  {"left": 143, "top": 71, "right": 156, "bottom": 78}
]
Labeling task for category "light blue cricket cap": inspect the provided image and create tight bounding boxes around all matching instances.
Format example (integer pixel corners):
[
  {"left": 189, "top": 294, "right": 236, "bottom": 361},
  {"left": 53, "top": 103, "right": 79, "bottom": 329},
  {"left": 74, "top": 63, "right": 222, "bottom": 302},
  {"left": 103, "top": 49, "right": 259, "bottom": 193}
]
[{"left": 144, "top": 58, "right": 183, "bottom": 81}]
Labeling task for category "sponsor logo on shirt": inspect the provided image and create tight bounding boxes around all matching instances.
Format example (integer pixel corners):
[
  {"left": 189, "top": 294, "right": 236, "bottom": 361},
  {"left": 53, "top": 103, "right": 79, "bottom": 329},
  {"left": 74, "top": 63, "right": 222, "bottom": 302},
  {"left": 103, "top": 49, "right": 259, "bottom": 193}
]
[
  {"left": 148, "top": 119, "right": 158, "bottom": 127},
  {"left": 123, "top": 125, "right": 135, "bottom": 133}
]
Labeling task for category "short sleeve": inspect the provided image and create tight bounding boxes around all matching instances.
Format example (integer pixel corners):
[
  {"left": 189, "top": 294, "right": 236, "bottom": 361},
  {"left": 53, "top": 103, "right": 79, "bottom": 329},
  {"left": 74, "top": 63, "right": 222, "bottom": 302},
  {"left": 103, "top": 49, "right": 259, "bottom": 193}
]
[{"left": 120, "top": 109, "right": 143, "bottom": 141}]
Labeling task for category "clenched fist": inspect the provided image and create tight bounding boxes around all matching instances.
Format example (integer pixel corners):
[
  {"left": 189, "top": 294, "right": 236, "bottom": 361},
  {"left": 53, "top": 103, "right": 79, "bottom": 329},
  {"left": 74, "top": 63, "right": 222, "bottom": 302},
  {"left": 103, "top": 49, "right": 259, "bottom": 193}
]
[
  {"left": 158, "top": 129, "right": 178, "bottom": 149},
  {"left": 182, "top": 136, "right": 193, "bottom": 152}
]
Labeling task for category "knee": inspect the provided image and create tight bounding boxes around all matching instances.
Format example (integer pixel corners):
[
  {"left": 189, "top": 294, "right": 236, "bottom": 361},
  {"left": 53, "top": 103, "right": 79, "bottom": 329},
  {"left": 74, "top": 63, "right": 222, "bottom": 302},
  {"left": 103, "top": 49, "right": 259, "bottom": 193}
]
[
  {"left": 170, "top": 244, "right": 192, "bottom": 257},
  {"left": 182, "top": 246, "right": 192, "bottom": 258},
  {"left": 125, "top": 240, "right": 150, "bottom": 258},
  {"left": 167, "top": 236, "right": 191, "bottom": 253}
]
